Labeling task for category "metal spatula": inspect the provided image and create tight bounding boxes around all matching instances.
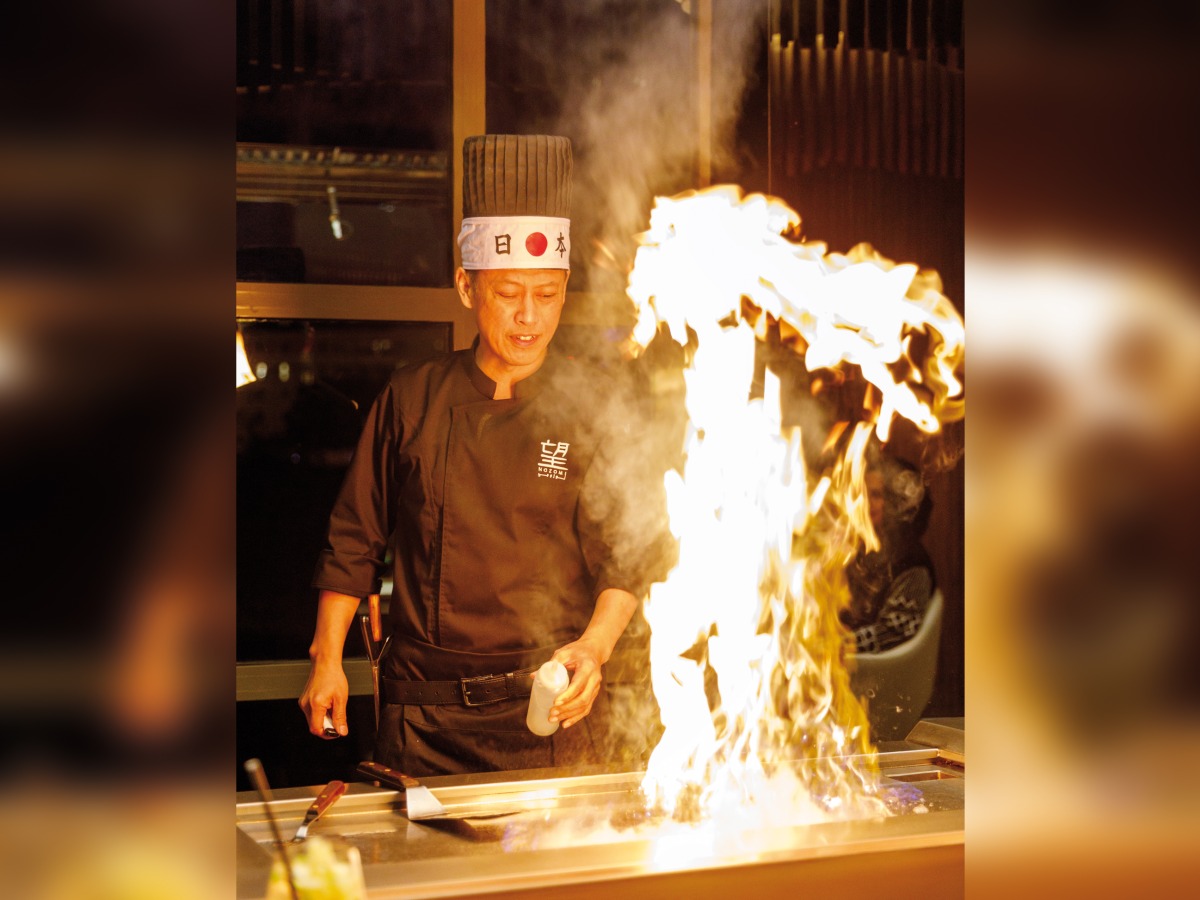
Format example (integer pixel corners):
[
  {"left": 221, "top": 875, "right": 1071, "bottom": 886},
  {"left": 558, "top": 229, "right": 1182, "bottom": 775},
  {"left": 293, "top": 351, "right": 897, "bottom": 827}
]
[
  {"left": 291, "top": 779, "right": 347, "bottom": 842},
  {"left": 356, "top": 760, "right": 447, "bottom": 819}
]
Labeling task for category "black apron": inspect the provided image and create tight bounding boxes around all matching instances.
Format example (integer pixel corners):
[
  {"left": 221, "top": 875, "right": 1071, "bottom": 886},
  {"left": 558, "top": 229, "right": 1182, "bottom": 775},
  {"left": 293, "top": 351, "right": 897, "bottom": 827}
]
[{"left": 373, "top": 635, "right": 612, "bottom": 776}]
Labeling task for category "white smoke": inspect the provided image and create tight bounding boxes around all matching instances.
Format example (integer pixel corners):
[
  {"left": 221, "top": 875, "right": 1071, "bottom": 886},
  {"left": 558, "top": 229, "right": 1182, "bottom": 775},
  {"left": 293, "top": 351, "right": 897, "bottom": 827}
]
[{"left": 507, "top": 0, "right": 768, "bottom": 299}]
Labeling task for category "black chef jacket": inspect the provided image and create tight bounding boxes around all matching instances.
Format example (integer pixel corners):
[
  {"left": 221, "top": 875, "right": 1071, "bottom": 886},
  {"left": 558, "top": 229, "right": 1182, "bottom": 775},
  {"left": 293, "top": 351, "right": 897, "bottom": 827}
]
[{"left": 312, "top": 346, "right": 658, "bottom": 775}]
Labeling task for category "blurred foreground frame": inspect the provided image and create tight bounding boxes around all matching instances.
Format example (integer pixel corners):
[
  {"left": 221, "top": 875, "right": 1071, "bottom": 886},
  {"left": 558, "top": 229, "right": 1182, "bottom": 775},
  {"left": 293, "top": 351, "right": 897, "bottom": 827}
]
[
  {"left": 0, "top": 136, "right": 233, "bottom": 779},
  {"left": 0, "top": 152, "right": 235, "bottom": 900},
  {"left": 966, "top": 2, "right": 1200, "bottom": 898},
  {"left": 0, "top": 1, "right": 234, "bottom": 897}
]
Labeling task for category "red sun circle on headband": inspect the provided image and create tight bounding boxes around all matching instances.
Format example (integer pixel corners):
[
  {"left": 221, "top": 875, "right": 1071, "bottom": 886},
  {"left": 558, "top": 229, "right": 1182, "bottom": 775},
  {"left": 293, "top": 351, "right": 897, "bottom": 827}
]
[{"left": 525, "top": 232, "right": 548, "bottom": 256}]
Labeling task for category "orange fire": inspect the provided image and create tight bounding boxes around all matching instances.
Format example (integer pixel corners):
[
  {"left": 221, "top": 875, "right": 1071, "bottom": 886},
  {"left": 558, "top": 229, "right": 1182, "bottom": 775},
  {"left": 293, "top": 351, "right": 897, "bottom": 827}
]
[{"left": 627, "top": 186, "right": 964, "bottom": 823}]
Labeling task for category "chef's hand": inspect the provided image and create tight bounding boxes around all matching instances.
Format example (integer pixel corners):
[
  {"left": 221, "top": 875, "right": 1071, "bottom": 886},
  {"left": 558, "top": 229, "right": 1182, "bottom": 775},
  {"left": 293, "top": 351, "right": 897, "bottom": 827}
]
[
  {"left": 300, "top": 590, "right": 360, "bottom": 738},
  {"left": 546, "top": 636, "right": 607, "bottom": 729},
  {"left": 299, "top": 660, "right": 349, "bottom": 739},
  {"left": 541, "top": 588, "right": 640, "bottom": 728}
]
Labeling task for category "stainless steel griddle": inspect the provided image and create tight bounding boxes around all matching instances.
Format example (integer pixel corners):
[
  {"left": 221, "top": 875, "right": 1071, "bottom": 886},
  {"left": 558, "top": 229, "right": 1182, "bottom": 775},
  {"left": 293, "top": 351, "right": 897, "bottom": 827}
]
[{"left": 236, "top": 719, "right": 964, "bottom": 899}]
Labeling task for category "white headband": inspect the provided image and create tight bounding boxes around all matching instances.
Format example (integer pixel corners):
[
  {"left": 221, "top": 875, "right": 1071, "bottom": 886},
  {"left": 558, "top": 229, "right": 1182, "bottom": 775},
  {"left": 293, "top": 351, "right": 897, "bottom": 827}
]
[{"left": 458, "top": 216, "right": 571, "bottom": 270}]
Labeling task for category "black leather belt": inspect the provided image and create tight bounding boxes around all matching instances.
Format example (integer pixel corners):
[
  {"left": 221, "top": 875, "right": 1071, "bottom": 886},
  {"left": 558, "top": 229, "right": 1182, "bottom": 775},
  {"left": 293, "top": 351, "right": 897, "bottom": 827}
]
[{"left": 382, "top": 666, "right": 539, "bottom": 706}]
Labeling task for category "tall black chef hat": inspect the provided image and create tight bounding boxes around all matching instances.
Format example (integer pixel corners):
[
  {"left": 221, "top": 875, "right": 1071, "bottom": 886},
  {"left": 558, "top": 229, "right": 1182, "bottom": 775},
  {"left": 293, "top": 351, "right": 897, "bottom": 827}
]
[{"left": 458, "top": 134, "right": 572, "bottom": 271}]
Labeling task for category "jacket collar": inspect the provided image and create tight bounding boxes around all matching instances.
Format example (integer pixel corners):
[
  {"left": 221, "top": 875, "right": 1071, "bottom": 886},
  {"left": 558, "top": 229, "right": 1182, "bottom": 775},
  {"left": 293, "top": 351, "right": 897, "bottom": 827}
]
[{"left": 460, "top": 337, "right": 557, "bottom": 401}]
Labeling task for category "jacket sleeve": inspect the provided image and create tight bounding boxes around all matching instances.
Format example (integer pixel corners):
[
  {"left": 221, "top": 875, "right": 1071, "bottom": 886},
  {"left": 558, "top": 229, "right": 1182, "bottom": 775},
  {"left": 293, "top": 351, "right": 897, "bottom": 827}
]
[{"left": 311, "top": 380, "right": 399, "bottom": 598}]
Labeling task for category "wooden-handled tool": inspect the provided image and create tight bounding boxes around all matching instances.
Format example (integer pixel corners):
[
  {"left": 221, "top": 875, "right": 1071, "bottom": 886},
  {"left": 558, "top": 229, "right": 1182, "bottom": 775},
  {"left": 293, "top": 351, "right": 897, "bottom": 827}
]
[
  {"left": 368, "top": 593, "right": 382, "bottom": 642},
  {"left": 291, "top": 779, "right": 348, "bottom": 842},
  {"left": 356, "top": 760, "right": 447, "bottom": 819}
]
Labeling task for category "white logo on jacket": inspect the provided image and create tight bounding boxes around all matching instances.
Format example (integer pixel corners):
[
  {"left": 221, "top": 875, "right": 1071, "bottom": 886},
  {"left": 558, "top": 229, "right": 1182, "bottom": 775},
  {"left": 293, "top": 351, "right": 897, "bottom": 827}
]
[{"left": 537, "top": 439, "right": 569, "bottom": 480}]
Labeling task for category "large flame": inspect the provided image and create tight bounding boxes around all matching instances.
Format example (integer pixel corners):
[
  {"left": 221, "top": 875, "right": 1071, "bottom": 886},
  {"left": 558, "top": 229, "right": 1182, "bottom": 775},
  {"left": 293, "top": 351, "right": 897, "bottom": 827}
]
[{"left": 627, "top": 185, "right": 964, "bottom": 823}]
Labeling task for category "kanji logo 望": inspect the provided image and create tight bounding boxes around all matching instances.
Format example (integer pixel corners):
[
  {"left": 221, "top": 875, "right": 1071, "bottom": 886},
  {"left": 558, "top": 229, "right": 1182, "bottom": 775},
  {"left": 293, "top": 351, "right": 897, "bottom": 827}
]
[{"left": 537, "top": 439, "right": 569, "bottom": 480}]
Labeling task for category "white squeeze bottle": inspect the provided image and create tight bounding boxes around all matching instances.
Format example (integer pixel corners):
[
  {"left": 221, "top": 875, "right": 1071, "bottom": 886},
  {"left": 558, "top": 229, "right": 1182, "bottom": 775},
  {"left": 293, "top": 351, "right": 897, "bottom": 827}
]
[{"left": 526, "top": 660, "right": 570, "bottom": 736}]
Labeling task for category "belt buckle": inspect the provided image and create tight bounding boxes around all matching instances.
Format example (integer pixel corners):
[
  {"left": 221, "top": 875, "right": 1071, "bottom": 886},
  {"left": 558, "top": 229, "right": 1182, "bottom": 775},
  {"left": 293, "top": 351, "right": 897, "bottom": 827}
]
[{"left": 460, "top": 673, "right": 498, "bottom": 706}]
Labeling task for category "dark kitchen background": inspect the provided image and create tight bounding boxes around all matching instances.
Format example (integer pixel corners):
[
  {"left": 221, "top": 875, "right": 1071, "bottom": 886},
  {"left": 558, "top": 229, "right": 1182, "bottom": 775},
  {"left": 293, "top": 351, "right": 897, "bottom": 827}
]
[{"left": 235, "top": 0, "right": 963, "bottom": 791}]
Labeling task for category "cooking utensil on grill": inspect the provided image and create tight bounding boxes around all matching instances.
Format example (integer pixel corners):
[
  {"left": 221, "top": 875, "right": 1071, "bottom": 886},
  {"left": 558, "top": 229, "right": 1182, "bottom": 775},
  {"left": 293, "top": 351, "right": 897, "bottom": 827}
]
[
  {"left": 291, "top": 779, "right": 348, "bottom": 842},
  {"left": 356, "top": 760, "right": 447, "bottom": 819}
]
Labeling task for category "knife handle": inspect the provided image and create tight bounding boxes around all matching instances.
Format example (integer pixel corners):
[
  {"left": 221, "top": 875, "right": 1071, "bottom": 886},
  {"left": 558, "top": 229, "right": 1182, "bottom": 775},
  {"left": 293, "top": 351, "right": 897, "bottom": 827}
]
[
  {"left": 313, "top": 779, "right": 347, "bottom": 815},
  {"left": 357, "top": 760, "right": 419, "bottom": 790},
  {"left": 368, "top": 594, "right": 382, "bottom": 643}
]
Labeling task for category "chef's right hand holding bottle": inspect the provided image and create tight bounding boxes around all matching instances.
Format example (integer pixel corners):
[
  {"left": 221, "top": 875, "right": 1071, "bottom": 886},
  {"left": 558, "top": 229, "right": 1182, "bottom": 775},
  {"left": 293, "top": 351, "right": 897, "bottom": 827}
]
[{"left": 527, "top": 660, "right": 570, "bottom": 735}]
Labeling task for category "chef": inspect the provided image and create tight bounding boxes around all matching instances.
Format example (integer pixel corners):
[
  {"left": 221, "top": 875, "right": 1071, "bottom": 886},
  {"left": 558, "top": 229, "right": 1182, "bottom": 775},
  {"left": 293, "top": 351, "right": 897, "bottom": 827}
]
[{"left": 299, "top": 134, "right": 661, "bottom": 776}]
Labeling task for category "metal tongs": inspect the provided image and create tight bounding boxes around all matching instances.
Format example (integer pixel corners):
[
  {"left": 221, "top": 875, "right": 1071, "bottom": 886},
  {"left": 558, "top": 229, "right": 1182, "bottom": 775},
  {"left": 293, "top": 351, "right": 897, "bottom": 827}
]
[{"left": 359, "top": 593, "right": 390, "bottom": 728}]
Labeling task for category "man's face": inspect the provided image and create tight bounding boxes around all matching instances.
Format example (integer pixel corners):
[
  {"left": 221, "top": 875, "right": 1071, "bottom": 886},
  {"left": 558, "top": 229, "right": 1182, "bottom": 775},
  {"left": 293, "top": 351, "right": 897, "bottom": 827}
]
[{"left": 456, "top": 267, "right": 569, "bottom": 382}]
